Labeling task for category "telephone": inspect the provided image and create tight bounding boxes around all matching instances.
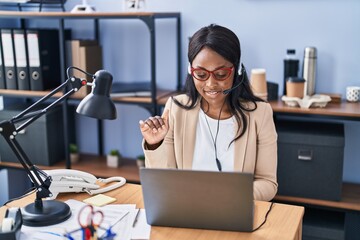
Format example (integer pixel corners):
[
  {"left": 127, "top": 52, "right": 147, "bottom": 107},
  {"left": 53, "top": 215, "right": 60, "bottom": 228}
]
[{"left": 43, "top": 169, "right": 126, "bottom": 200}]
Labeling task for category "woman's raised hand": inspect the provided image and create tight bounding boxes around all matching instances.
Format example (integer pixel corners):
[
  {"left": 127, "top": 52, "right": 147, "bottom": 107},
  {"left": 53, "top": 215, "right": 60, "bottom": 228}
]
[{"left": 139, "top": 109, "right": 169, "bottom": 147}]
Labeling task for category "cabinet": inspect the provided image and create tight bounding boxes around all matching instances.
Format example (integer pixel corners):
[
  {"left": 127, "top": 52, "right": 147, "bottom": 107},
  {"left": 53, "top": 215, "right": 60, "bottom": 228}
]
[
  {"left": 0, "top": 10, "right": 181, "bottom": 166},
  {"left": 269, "top": 100, "right": 360, "bottom": 240}
]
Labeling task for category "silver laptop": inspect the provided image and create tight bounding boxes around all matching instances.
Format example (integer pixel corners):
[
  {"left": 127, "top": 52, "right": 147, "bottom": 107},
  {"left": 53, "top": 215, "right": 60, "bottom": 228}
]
[{"left": 140, "top": 168, "right": 254, "bottom": 232}]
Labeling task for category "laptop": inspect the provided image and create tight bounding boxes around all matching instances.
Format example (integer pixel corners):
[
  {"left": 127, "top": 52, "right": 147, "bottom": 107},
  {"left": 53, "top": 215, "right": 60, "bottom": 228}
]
[{"left": 140, "top": 168, "right": 254, "bottom": 232}]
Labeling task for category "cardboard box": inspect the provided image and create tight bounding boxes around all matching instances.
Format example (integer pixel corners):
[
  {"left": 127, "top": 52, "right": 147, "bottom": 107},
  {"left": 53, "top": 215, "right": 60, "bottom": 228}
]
[{"left": 66, "top": 40, "right": 103, "bottom": 98}]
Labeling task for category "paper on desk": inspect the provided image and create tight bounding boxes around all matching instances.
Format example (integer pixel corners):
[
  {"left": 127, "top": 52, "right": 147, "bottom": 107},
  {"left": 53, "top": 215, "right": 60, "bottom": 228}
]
[
  {"left": 20, "top": 199, "right": 138, "bottom": 240},
  {"left": 131, "top": 209, "right": 151, "bottom": 240}
]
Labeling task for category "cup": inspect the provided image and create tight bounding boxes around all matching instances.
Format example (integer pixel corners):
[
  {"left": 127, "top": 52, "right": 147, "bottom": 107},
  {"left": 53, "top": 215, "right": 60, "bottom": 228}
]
[
  {"left": 286, "top": 77, "right": 305, "bottom": 98},
  {"left": 250, "top": 68, "right": 267, "bottom": 100},
  {"left": 346, "top": 86, "right": 360, "bottom": 102}
]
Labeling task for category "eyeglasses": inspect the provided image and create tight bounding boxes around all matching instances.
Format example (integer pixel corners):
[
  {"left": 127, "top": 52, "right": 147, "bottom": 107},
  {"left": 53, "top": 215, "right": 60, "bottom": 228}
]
[{"left": 190, "top": 66, "right": 234, "bottom": 81}]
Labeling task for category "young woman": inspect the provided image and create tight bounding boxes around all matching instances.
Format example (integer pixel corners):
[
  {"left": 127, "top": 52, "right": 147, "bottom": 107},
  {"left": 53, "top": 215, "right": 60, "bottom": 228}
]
[{"left": 139, "top": 24, "right": 278, "bottom": 201}]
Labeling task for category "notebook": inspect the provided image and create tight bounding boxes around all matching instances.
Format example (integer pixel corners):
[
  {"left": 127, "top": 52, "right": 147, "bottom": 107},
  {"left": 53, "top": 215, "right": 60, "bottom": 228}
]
[{"left": 140, "top": 168, "right": 254, "bottom": 232}]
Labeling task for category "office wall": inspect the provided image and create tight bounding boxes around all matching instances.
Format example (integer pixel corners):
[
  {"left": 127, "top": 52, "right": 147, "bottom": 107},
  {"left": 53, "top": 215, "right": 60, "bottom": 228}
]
[{"left": 65, "top": 0, "right": 359, "bottom": 183}]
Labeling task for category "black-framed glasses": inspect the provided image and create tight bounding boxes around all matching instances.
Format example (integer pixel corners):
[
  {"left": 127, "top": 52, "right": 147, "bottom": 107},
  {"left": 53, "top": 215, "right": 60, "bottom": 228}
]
[{"left": 190, "top": 66, "right": 234, "bottom": 81}]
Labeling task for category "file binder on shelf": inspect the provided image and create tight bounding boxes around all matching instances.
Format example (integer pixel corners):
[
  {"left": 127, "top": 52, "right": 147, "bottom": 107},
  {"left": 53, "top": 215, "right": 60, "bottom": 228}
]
[
  {"left": 1, "top": 29, "right": 17, "bottom": 90},
  {"left": 0, "top": 32, "right": 5, "bottom": 89},
  {"left": 13, "top": 29, "right": 30, "bottom": 90},
  {"left": 26, "top": 29, "right": 61, "bottom": 91}
]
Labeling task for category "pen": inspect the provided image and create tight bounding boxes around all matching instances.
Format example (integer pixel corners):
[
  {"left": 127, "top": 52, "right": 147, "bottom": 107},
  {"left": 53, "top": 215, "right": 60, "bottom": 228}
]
[
  {"left": 99, "top": 211, "right": 129, "bottom": 238},
  {"left": 132, "top": 209, "right": 141, "bottom": 227}
]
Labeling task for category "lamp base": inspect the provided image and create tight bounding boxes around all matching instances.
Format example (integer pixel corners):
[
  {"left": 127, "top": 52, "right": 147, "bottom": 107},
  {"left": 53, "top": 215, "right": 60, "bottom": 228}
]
[
  {"left": 22, "top": 200, "right": 71, "bottom": 227},
  {"left": 71, "top": 4, "right": 96, "bottom": 13}
]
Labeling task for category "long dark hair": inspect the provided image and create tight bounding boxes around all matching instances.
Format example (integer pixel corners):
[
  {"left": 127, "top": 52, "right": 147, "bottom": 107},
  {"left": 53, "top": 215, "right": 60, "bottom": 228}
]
[{"left": 173, "top": 24, "right": 264, "bottom": 142}]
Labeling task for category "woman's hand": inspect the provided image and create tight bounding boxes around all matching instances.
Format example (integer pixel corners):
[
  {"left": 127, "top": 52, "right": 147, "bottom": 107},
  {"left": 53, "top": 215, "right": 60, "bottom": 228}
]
[{"left": 139, "top": 110, "right": 169, "bottom": 149}]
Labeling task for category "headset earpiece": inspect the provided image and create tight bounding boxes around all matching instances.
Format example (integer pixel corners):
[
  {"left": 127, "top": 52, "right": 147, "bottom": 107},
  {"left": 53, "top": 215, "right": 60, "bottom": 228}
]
[
  {"left": 238, "top": 63, "right": 243, "bottom": 76},
  {"left": 188, "top": 63, "right": 191, "bottom": 75}
]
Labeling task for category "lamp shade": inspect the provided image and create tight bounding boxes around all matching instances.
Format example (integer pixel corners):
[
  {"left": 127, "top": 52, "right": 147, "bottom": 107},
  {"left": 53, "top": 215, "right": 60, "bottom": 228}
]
[{"left": 76, "top": 70, "right": 117, "bottom": 119}]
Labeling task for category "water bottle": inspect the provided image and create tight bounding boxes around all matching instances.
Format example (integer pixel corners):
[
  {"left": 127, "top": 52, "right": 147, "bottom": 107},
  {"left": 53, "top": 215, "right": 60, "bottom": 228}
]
[
  {"left": 302, "top": 47, "right": 317, "bottom": 96},
  {"left": 283, "top": 49, "right": 299, "bottom": 95}
]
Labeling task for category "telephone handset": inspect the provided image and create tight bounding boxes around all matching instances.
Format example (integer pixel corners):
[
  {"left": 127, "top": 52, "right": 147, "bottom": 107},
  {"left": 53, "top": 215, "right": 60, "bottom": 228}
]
[{"left": 43, "top": 169, "right": 126, "bottom": 199}]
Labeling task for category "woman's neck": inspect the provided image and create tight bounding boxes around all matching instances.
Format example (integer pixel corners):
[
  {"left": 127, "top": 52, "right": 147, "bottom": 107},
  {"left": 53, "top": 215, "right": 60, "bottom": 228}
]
[{"left": 201, "top": 99, "right": 232, "bottom": 120}]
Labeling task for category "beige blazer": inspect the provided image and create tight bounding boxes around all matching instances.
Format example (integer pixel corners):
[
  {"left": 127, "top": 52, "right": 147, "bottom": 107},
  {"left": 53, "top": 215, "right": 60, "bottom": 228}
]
[{"left": 143, "top": 94, "right": 278, "bottom": 201}]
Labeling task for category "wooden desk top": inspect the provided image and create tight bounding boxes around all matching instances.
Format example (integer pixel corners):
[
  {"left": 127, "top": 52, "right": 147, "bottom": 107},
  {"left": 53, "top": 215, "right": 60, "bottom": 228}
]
[{"left": 0, "top": 184, "right": 304, "bottom": 240}]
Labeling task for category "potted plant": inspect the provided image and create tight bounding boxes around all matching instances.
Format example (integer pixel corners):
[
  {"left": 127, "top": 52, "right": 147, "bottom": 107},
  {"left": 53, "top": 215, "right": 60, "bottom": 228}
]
[
  {"left": 107, "top": 149, "right": 122, "bottom": 168},
  {"left": 69, "top": 143, "right": 79, "bottom": 164},
  {"left": 136, "top": 154, "right": 145, "bottom": 168}
]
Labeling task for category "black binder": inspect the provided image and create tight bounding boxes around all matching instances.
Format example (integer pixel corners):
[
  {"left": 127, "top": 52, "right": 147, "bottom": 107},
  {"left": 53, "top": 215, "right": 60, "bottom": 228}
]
[
  {"left": 26, "top": 29, "right": 62, "bottom": 91},
  {"left": 0, "top": 32, "right": 6, "bottom": 89},
  {"left": 1, "top": 29, "right": 17, "bottom": 89},
  {"left": 13, "top": 29, "right": 30, "bottom": 90}
]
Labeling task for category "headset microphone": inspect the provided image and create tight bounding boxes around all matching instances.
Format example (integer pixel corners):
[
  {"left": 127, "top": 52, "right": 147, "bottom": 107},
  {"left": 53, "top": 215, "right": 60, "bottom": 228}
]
[{"left": 222, "top": 81, "right": 242, "bottom": 94}]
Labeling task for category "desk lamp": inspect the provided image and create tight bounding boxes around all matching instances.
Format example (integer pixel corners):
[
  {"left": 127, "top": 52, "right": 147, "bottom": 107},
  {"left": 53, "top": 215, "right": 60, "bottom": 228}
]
[{"left": 0, "top": 67, "right": 116, "bottom": 226}]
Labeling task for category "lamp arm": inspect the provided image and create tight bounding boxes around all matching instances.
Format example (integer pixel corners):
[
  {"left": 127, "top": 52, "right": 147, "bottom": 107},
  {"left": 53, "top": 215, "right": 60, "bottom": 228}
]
[
  {"left": 1, "top": 133, "right": 52, "bottom": 199},
  {"left": 0, "top": 76, "right": 87, "bottom": 201},
  {"left": 12, "top": 77, "right": 82, "bottom": 124},
  {"left": 13, "top": 88, "right": 76, "bottom": 133},
  {"left": 13, "top": 79, "right": 70, "bottom": 121}
]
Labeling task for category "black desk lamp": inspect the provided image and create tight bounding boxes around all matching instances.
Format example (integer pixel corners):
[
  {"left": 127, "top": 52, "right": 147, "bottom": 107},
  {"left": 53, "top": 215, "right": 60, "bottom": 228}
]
[{"left": 0, "top": 67, "right": 116, "bottom": 226}]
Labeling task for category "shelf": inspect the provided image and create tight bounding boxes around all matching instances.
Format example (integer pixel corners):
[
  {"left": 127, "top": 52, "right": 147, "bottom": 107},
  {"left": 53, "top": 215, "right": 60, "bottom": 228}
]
[
  {"left": 0, "top": 153, "right": 141, "bottom": 183},
  {"left": 0, "top": 10, "right": 181, "bottom": 19},
  {"left": 0, "top": 10, "right": 181, "bottom": 188},
  {"left": 0, "top": 88, "right": 178, "bottom": 106},
  {"left": 0, "top": 10, "right": 182, "bottom": 116},
  {"left": 0, "top": 89, "right": 63, "bottom": 98},
  {"left": 274, "top": 183, "right": 360, "bottom": 211},
  {"left": 111, "top": 90, "right": 178, "bottom": 105},
  {"left": 269, "top": 99, "right": 360, "bottom": 121},
  {"left": 55, "top": 154, "right": 141, "bottom": 183}
]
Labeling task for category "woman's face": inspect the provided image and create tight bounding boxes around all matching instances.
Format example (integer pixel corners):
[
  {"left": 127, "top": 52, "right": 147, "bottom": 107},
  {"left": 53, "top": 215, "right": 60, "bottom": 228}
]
[{"left": 191, "top": 47, "right": 234, "bottom": 107}]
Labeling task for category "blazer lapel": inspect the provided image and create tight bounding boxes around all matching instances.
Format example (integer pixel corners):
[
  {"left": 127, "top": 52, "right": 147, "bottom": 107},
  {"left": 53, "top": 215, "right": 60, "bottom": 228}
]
[
  {"left": 182, "top": 102, "right": 201, "bottom": 169},
  {"left": 234, "top": 112, "right": 250, "bottom": 172}
]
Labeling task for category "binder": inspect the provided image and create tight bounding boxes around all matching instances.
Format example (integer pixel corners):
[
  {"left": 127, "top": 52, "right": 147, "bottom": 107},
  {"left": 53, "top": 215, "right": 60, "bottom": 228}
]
[
  {"left": 1, "top": 29, "right": 17, "bottom": 89},
  {"left": 0, "top": 32, "right": 6, "bottom": 89},
  {"left": 13, "top": 29, "right": 30, "bottom": 90},
  {"left": 26, "top": 29, "right": 62, "bottom": 91}
]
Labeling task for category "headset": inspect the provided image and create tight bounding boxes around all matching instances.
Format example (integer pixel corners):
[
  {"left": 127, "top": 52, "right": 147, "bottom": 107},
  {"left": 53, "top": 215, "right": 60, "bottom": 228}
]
[{"left": 188, "top": 62, "right": 245, "bottom": 94}]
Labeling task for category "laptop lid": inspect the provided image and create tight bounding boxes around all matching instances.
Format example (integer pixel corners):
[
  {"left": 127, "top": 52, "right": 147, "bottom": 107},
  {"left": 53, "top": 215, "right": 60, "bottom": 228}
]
[{"left": 140, "top": 168, "right": 254, "bottom": 232}]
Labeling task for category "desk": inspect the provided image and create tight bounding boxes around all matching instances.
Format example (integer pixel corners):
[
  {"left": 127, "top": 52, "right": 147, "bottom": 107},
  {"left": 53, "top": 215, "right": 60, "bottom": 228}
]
[
  {"left": 0, "top": 183, "right": 304, "bottom": 240},
  {"left": 270, "top": 99, "right": 360, "bottom": 239},
  {"left": 269, "top": 99, "right": 360, "bottom": 211}
]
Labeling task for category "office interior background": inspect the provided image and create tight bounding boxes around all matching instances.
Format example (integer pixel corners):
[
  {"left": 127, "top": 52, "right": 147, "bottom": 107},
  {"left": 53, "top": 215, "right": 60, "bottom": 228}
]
[
  {"left": 0, "top": 0, "right": 359, "bottom": 195},
  {"left": 68, "top": 0, "right": 359, "bottom": 183}
]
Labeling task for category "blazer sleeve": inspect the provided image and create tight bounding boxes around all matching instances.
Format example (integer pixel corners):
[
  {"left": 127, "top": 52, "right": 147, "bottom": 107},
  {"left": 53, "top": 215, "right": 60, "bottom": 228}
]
[
  {"left": 142, "top": 97, "right": 177, "bottom": 168},
  {"left": 253, "top": 103, "right": 278, "bottom": 201}
]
